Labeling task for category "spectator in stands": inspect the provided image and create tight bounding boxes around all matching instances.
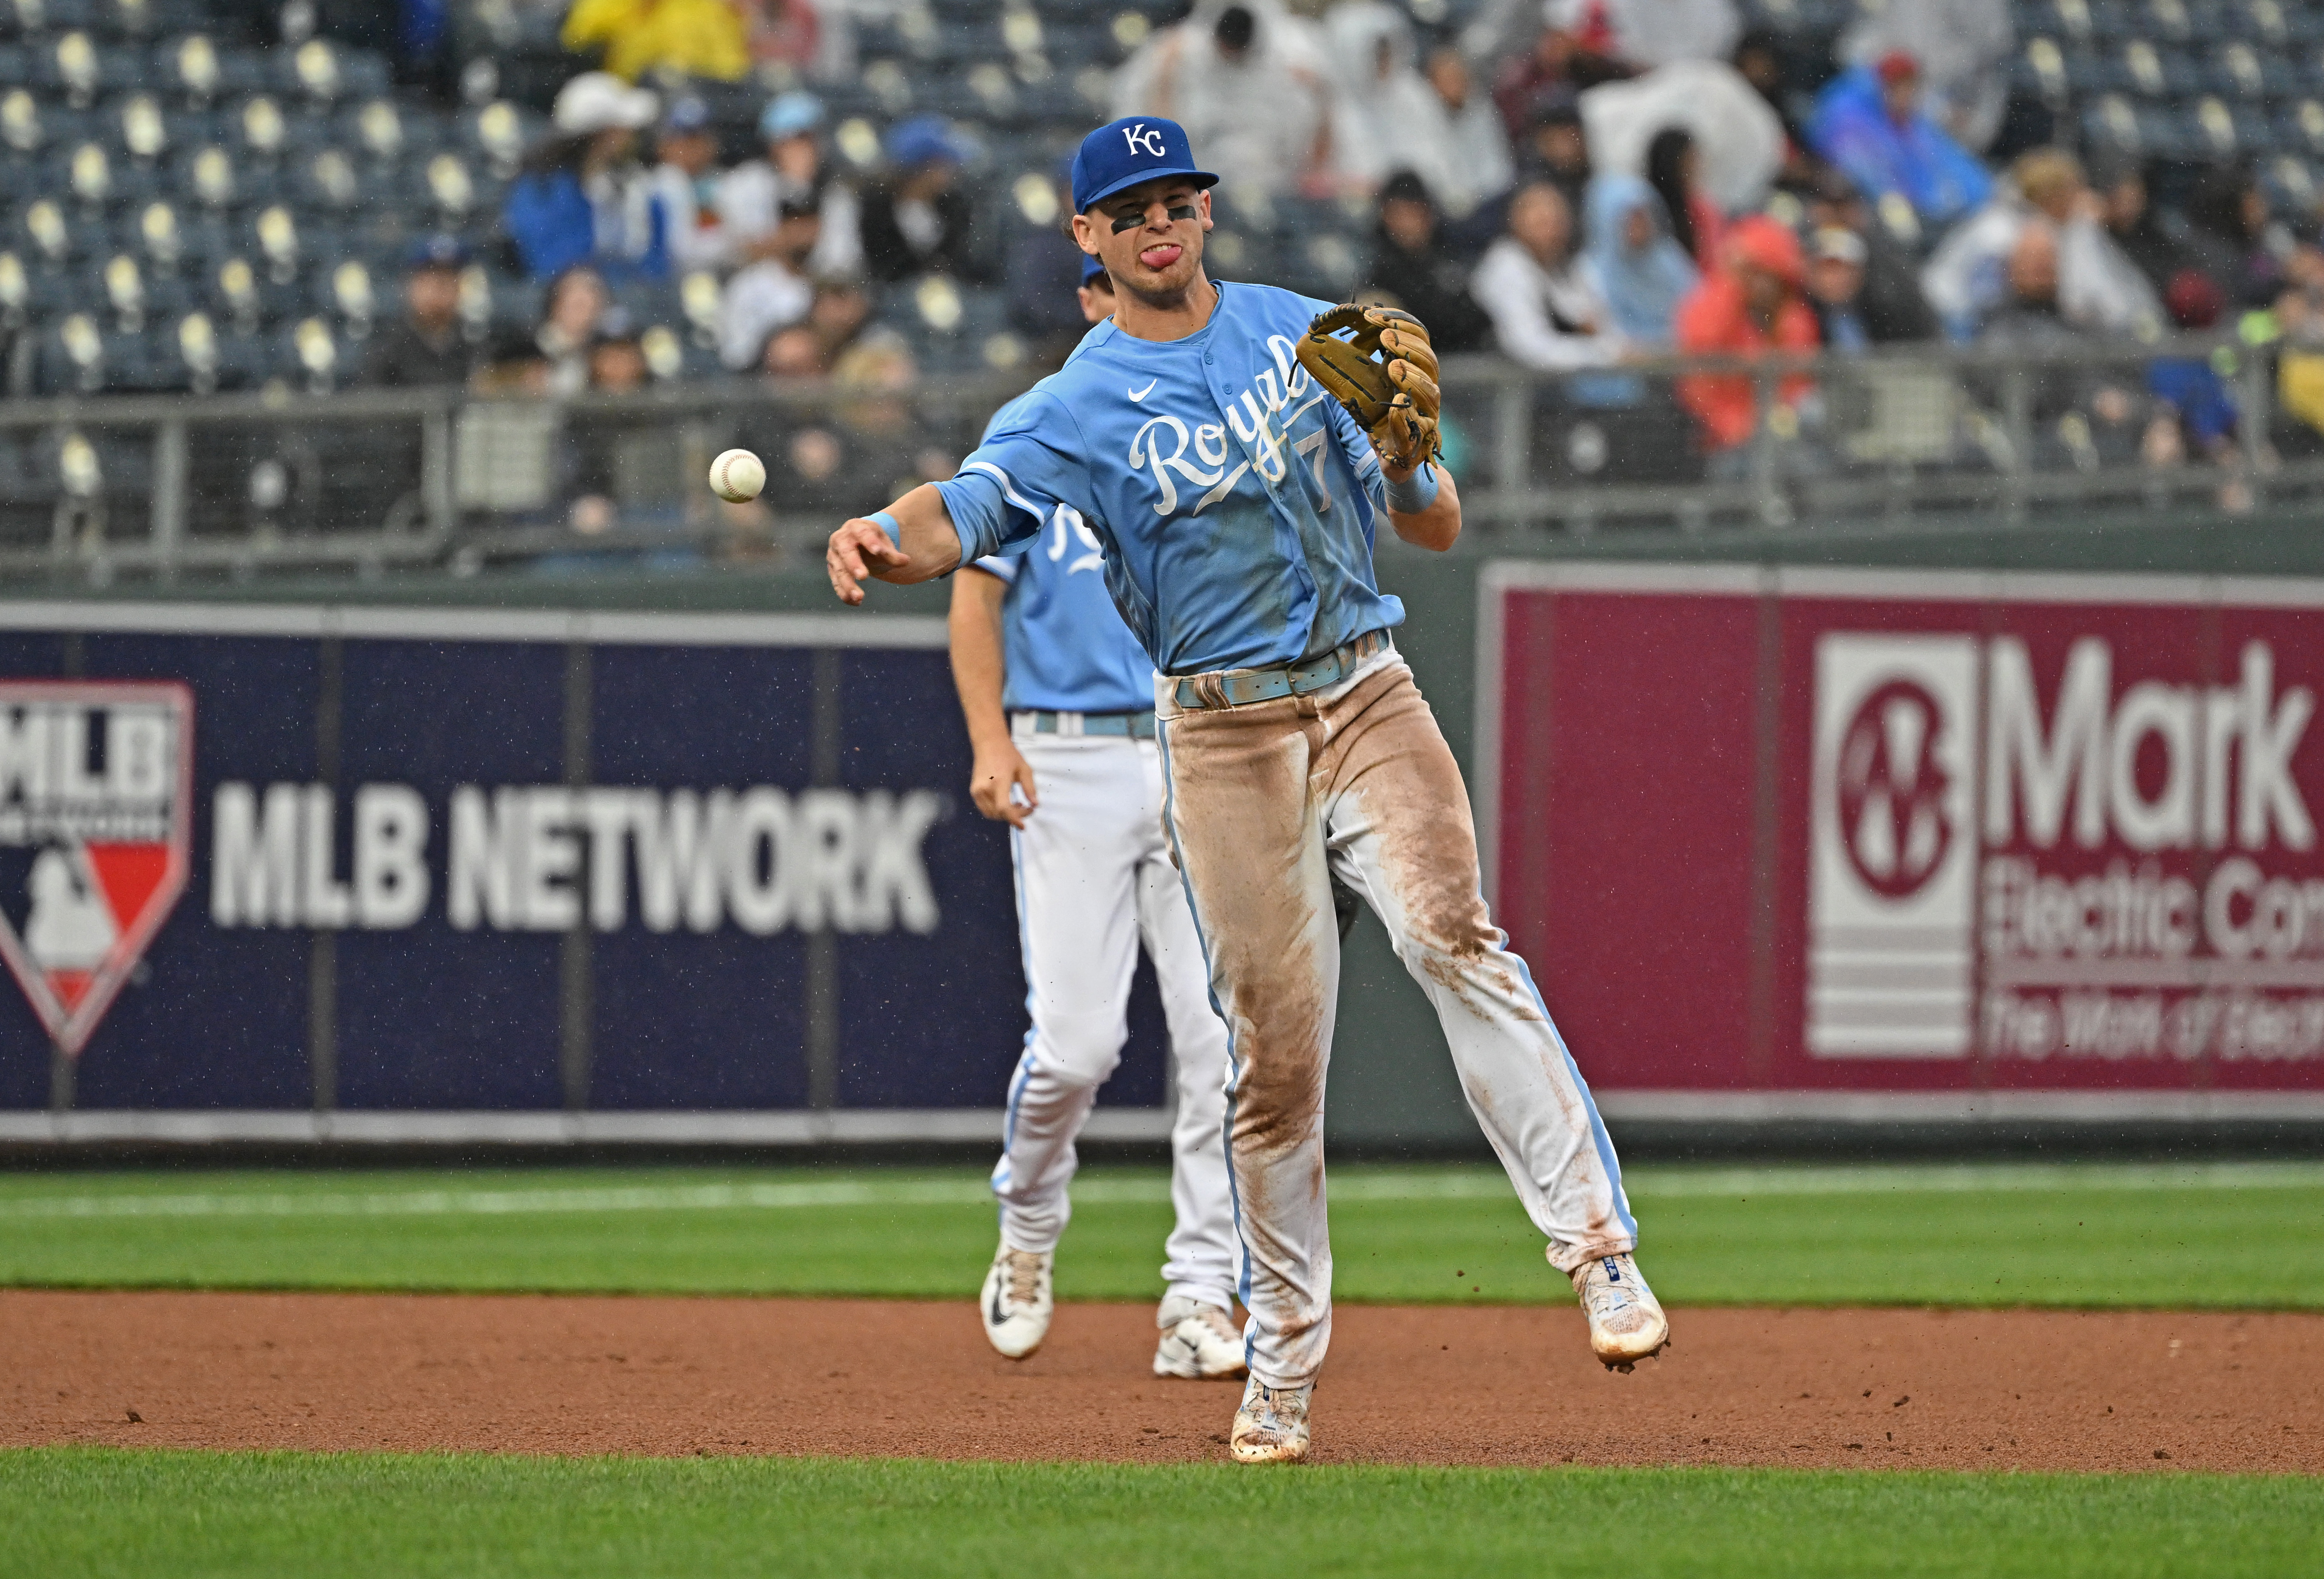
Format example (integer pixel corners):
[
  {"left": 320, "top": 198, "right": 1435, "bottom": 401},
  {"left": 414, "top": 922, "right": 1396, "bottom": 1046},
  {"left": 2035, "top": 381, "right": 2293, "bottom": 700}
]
[
  {"left": 1518, "top": 93, "right": 1594, "bottom": 218},
  {"left": 504, "top": 73, "right": 668, "bottom": 283},
  {"left": 756, "top": 276, "right": 877, "bottom": 379},
  {"left": 527, "top": 266, "right": 614, "bottom": 398},
  {"left": 858, "top": 116, "right": 984, "bottom": 284},
  {"left": 1550, "top": 0, "right": 1741, "bottom": 74},
  {"left": 1644, "top": 126, "right": 1720, "bottom": 270},
  {"left": 647, "top": 96, "right": 734, "bottom": 276},
  {"left": 1804, "top": 228, "right": 1875, "bottom": 353},
  {"left": 2184, "top": 166, "right": 2289, "bottom": 311},
  {"left": 1973, "top": 222, "right": 2145, "bottom": 468},
  {"left": 1580, "top": 173, "right": 1696, "bottom": 348},
  {"left": 2146, "top": 271, "right": 2245, "bottom": 496},
  {"left": 1804, "top": 170, "right": 1938, "bottom": 342},
  {"left": 738, "top": 0, "right": 821, "bottom": 75},
  {"left": 1362, "top": 170, "right": 1492, "bottom": 353},
  {"left": 1415, "top": 45, "right": 1515, "bottom": 222},
  {"left": 561, "top": 0, "right": 749, "bottom": 84},
  {"left": 363, "top": 234, "right": 474, "bottom": 387},
  {"left": 1730, "top": 28, "right": 1819, "bottom": 192},
  {"left": 1114, "top": 0, "right": 1335, "bottom": 200},
  {"left": 1674, "top": 215, "right": 1819, "bottom": 459},
  {"left": 1489, "top": 15, "right": 1579, "bottom": 141},
  {"left": 1837, "top": 0, "right": 2013, "bottom": 154},
  {"left": 2093, "top": 153, "right": 2191, "bottom": 299},
  {"left": 1921, "top": 148, "right": 2161, "bottom": 342},
  {"left": 723, "top": 92, "right": 864, "bottom": 282},
  {"left": 1327, "top": 10, "right": 1512, "bottom": 218},
  {"left": 1472, "top": 180, "right": 1626, "bottom": 370},
  {"left": 1807, "top": 53, "right": 1993, "bottom": 242}
]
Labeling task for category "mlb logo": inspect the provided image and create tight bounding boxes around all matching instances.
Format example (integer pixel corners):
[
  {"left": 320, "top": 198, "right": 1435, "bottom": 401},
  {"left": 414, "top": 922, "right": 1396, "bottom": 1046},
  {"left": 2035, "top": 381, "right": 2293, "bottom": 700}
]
[{"left": 0, "top": 681, "right": 194, "bottom": 1056}]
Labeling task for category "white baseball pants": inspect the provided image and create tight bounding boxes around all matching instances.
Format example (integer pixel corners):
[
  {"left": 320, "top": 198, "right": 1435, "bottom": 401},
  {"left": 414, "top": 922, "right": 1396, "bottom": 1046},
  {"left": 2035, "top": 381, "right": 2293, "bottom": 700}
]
[
  {"left": 1157, "top": 646, "right": 1638, "bottom": 1389},
  {"left": 990, "top": 727, "right": 1240, "bottom": 1316}
]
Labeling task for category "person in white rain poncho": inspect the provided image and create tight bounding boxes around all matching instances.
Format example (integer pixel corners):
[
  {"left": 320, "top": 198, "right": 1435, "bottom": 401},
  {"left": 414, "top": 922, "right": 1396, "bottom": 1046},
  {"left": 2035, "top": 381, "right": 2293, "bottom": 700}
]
[{"left": 1113, "top": 0, "right": 1334, "bottom": 201}]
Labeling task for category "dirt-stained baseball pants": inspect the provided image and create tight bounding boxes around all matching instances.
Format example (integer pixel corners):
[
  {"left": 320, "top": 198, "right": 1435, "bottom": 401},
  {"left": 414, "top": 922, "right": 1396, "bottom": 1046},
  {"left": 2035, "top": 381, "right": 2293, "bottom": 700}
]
[
  {"left": 991, "top": 727, "right": 1240, "bottom": 1316},
  {"left": 1157, "top": 643, "right": 1638, "bottom": 1389}
]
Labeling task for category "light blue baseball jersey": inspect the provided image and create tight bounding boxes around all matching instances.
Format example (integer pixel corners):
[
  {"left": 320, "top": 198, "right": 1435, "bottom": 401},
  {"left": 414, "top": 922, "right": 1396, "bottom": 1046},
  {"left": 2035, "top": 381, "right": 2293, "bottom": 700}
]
[
  {"left": 934, "top": 281, "right": 1405, "bottom": 677},
  {"left": 970, "top": 471, "right": 1156, "bottom": 714}
]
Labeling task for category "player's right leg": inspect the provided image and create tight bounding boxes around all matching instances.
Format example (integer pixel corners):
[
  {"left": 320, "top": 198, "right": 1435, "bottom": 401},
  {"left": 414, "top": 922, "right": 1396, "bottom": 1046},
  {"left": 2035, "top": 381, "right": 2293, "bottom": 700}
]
[
  {"left": 984, "top": 731, "right": 1144, "bottom": 1360},
  {"left": 1155, "top": 693, "right": 1342, "bottom": 1426},
  {"left": 1132, "top": 745, "right": 1242, "bottom": 1380}
]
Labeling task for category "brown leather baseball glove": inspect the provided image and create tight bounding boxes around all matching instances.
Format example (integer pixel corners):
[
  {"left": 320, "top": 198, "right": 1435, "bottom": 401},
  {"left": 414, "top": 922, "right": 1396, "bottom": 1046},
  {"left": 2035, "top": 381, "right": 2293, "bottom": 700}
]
[{"left": 1292, "top": 304, "right": 1442, "bottom": 473}]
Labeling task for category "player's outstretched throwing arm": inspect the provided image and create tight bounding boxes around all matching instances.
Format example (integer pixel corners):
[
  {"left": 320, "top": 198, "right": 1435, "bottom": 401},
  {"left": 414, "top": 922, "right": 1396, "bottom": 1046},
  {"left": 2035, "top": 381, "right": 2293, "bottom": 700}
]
[{"left": 825, "top": 484, "right": 967, "bottom": 604}]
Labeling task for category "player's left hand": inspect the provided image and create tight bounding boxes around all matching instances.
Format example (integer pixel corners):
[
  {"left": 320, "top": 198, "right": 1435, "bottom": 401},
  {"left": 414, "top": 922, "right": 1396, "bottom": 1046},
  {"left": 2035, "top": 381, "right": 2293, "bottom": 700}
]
[
  {"left": 1294, "top": 304, "right": 1442, "bottom": 476},
  {"left": 827, "top": 517, "right": 909, "bottom": 605},
  {"left": 969, "top": 741, "right": 1039, "bottom": 829}
]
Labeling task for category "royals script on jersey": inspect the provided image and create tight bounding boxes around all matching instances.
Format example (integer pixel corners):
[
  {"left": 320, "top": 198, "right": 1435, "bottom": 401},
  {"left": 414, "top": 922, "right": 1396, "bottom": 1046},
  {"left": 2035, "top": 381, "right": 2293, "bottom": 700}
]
[{"left": 936, "top": 282, "right": 1407, "bottom": 677}]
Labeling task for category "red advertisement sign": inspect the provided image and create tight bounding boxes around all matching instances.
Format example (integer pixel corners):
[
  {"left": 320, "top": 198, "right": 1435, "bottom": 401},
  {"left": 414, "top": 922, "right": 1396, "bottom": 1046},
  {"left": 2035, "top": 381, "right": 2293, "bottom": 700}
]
[{"left": 1478, "top": 564, "right": 2324, "bottom": 1100}]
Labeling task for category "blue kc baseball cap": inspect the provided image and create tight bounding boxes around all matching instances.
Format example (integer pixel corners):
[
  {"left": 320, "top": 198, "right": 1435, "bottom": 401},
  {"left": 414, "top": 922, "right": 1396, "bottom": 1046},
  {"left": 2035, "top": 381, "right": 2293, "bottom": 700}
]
[{"left": 1071, "top": 116, "right": 1217, "bottom": 213}]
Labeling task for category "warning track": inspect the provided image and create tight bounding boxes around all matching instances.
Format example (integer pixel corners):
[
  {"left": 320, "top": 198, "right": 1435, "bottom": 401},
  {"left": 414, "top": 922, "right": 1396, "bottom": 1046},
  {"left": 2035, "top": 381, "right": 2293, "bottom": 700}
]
[{"left": 5, "top": 1291, "right": 2319, "bottom": 1473}]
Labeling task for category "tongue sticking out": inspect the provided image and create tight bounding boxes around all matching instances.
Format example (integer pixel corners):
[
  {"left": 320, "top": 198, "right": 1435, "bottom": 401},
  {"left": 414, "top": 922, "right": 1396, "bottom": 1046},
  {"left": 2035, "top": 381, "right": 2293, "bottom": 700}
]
[{"left": 1139, "top": 243, "right": 1183, "bottom": 271}]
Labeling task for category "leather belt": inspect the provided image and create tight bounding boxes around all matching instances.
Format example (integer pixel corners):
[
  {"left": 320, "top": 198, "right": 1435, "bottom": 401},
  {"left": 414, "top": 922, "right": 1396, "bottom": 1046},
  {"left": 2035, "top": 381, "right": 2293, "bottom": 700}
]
[
  {"left": 1014, "top": 709, "right": 1157, "bottom": 739},
  {"left": 1170, "top": 629, "right": 1391, "bottom": 711}
]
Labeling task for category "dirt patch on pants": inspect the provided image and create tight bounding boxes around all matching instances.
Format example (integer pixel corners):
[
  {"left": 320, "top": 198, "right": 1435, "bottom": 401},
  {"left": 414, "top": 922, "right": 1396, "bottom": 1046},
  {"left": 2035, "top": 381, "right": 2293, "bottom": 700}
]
[{"left": 4, "top": 1292, "right": 2317, "bottom": 1473}]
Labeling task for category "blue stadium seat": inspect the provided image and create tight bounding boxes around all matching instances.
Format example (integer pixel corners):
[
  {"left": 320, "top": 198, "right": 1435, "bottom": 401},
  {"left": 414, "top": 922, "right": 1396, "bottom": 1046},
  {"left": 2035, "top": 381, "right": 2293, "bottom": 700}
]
[
  {"left": 0, "top": 245, "right": 77, "bottom": 316},
  {"left": 456, "top": 98, "right": 535, "bottom": 177},
  {"left": 93, "top": 0, "right": 199, "bottom": 43},
  {"left": 29, "top": 28, "right": 145, "bottom": 101},
  {"left": 2020, "top": 0, "right": 2127, "bottom": 47},
  {"left": 203, "top": 251, "right": 303, "bottom": 327},
  {"left": 2210, "top": 39, "right": 2299, "bottom": 102},
  {"left": 2114, "top": 39, "right": 2204, "bottom": 101},
  {"left": 51, "top": 134, "right": 167, "bottom": 206},
  {"left": 91, "top": 248, "right": 194, "bottom": 327},
  {"left": 115, "top": 196, "right": 230, "bottom": 269},
  {"left": 155, "top": 34, "right": 265, "bottom": 105},
  {"left": 12, "top": 194, "right": 90, "bottom": 261},
  {"left": 2281, "top": 98, "right": 2324, "bottom": 160},
  {"left": 3, "top": 0, "right": 96, "bottom": 38}
]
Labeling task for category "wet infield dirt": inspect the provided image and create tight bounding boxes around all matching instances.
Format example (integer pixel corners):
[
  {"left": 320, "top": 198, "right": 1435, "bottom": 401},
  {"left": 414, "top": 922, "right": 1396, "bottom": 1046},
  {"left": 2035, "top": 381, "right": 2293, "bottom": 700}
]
[{"left": 5, "top": 1292, "right": 2319, "bottom": 1473}]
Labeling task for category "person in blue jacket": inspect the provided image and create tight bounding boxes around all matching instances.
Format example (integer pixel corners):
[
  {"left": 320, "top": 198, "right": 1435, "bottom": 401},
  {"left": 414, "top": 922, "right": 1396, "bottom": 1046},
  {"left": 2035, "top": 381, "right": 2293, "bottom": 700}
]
[
  {"left": 503, "top": 72, "right": 670, "bottom": 283},
  {"left": 1809, "top": 52, "right": 1993, "bottom": 241}
]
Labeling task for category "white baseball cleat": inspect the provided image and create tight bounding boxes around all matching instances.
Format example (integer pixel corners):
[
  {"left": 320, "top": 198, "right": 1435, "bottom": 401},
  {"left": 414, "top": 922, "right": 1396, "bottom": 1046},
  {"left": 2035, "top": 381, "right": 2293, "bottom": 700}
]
[
  {"left": 1570, "top": 1251, "right": 1669, "bottom": 1371},
  {"left": 1152, "top": 1295, "right": 1246, "bottom": 1380},
  {"left": 1230, "top": 1376, "right": 1314, "bottom": 1463},
  {"left": 979, "top": 1243, "right": 1054, "bottom": 1360}
]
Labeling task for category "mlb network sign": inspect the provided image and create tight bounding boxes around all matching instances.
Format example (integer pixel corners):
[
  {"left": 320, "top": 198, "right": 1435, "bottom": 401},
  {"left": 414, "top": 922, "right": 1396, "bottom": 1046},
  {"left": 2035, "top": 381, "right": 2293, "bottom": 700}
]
[
  {"left": 0, "top": 607, "right": 1037, "bottom": 1115},
  {"left": 1482, "top": 564, "right": 2324, "bottom": 1095}
]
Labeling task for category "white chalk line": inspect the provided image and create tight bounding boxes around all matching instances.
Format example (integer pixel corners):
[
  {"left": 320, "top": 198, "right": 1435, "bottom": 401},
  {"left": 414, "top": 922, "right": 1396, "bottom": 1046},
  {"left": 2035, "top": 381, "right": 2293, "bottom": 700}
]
[{"left": 0, "top": 1163, "right": 2319, "bottom": 1223}]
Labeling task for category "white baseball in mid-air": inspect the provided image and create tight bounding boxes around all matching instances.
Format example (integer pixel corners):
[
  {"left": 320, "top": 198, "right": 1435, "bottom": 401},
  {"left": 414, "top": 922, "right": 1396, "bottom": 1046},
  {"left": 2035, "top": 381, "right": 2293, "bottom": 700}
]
[{"left": 709, "top": 448, "right": 766, "bottom": 503}]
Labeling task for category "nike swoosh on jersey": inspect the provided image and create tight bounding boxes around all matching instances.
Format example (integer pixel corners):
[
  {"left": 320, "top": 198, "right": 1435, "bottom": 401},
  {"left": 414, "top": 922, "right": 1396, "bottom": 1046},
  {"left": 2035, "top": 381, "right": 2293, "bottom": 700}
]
[{"left": 1128, "top": 379, "right": 1158, "bottom": 401}]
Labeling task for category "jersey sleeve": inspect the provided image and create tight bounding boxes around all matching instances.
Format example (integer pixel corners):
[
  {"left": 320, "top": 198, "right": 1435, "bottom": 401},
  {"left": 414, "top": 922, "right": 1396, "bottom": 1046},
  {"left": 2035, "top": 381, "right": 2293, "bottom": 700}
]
[
  {"left": 933, "top": 392, "right": 1089, "bottom": 565},
  {"left": 969, "top": 554, "right": 1017, "bottom": 582},
  {"left": 1325, "top": 393, "right": 1388, "bottom": 514}
]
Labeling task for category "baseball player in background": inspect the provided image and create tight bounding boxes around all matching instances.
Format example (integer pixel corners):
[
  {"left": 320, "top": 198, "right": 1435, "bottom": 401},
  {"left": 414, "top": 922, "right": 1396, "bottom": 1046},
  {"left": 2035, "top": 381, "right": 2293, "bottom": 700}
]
[
  {"left": 828, "top": 116, "right": 1666, "bottom": 1464},
  {"left": 951, "top": 252, "right": 1245, "bottom": 1383}
]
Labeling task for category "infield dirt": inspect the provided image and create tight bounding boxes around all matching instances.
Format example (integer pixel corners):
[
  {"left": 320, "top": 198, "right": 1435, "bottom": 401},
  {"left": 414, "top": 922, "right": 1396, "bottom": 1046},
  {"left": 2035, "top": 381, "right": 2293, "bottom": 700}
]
[{"left": 5, "top": 1292, "right": 2318, "bottom": 1474}]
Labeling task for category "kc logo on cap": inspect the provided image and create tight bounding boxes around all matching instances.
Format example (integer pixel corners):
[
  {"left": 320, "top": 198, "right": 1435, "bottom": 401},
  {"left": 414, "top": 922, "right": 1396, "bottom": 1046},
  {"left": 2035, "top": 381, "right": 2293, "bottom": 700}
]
[{"left": 1072, "top": 116, "right": 1219, "bottom": 212}]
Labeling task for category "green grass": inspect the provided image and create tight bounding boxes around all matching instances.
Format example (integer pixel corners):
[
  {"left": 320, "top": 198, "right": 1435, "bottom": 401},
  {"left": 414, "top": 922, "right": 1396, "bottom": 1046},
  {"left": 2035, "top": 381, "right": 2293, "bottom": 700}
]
[
  {"left": 4, "top": 1448, "right": 2318, "bottom": 1579},
  {"left": 1, "top": 1162, "right": 2320, "bottom": 1308}
]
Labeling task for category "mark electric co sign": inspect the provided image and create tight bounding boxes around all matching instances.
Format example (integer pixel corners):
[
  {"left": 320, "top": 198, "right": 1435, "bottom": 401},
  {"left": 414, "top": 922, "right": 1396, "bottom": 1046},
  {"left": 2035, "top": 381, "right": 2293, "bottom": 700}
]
[{"left": 1482, "top": 565, "right": 2324, "bottom": 1095}]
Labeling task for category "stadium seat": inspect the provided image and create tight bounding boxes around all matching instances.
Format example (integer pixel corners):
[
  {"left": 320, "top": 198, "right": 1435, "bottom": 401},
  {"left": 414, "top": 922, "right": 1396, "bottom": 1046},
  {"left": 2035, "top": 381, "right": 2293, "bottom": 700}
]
[
  {"left": 29, "top": 28, "right": 143, "bottom": 102},
  {"left": 12, "top": 194, "right": 86, "bottom": 263},
  {"left": 175, "top": 138, "right": 275, "bottom": 207},
  {"left": 93, "top": 248, "right": 194, "bottom": 328},
  {"left": 117, "top": 197, "right": 225, "bottom": 270},
  {"left": 204, "top": 251, "right": 301, "bottom": 329},
  {"left": 3, "top": 0, "right": 98, "bottom": 36},
  {"left": 456, "top": 98, "right": 531, "bottom": 177},
  {"left": 94, "top": 0, "right": 196, "bottom": 41},
  {"left": 2021, "top": 0, "right": 2124, "bottom": 46}
]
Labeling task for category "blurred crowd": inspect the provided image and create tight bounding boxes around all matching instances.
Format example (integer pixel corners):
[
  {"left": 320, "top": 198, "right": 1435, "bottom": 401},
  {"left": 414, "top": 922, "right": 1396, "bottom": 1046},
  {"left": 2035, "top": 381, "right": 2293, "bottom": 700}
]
[
  {"left": 16, "top": 0, "right": 2324, "bottom": 541},
  {"left": 345, "top": 0, "right": 2324, "bottom": 501}
]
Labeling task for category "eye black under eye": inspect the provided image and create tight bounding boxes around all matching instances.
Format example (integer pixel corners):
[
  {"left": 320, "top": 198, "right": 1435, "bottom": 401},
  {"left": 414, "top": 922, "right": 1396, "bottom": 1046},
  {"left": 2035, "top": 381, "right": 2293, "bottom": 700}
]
[
  {"left": 1109, "top": 212, "right": 1144, "bottom": 233},
  {"left": 1165, "top": 204, "right": 1196, "bottom": 221}
]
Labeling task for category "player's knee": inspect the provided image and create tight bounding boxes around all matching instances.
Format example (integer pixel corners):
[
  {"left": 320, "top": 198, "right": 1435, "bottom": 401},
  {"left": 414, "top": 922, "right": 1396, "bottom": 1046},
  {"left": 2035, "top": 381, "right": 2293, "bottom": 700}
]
[{"left": 1028, "top": 1019, "right": 1127, "bottom": 1088}]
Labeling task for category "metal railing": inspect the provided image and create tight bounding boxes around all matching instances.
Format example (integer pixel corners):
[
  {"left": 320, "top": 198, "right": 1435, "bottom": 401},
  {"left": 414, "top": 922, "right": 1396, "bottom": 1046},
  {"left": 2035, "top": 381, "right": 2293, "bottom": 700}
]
[{"left": 0, "top": 333, "right": 2311, "bottom": 581}]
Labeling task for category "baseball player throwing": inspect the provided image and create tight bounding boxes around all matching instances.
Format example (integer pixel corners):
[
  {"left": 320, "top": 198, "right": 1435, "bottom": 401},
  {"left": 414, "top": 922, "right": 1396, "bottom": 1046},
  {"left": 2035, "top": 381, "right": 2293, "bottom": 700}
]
[
  {"left": 829, "top": 117, "right": 1666, "bottom": 1464},
  {"left": 953, "top": 252, "right": 1245, "bottom": 1383}
]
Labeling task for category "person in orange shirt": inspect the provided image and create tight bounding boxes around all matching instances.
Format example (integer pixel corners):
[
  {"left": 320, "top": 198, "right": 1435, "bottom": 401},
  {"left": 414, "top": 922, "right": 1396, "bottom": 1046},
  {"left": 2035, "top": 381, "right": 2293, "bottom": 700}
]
[{"left": 1673, "top": 214, "right": 1820, "bottom": 462}]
